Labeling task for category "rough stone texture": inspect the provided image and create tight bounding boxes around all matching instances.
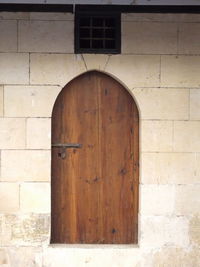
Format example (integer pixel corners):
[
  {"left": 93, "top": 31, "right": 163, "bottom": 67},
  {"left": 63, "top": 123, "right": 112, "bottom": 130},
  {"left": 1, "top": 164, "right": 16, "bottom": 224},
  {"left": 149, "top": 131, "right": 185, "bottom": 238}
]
[
  {"left": 175, "top": 185, "right": 200, "bottom": 215},
  {"left": 1, "top": 150, "right": 50, "bottom": 182},
  {"left": 0, "top": 183, "right": 19, "bottom": 212},
  {"left": 179, "top": 23, "right": 200, "bottom": 54},
  {"left": 27, "top": 118, "right": 51, "bottom": 149},
  {"left": 0, "top": 53, "right": 29, "bottom": 84},
  {"left": 141, "top": 121, "right": 173, "bottom": 152},
  {"left": 133, "top": 88, "right": 189, "bottom": 120},
  {"left": 0, "top": 86, "right": 4, "bottom": 117},
  {"left": 83, "top": 54, "right": 109, "bottom": 71},
  {"left": 189, "top": 216, "right": 200, "bottom": 246},
  {"left": 161, "top": 56, "right": 200, "bottom": 87},
  {"left": 0, "top": 20, "right": 17, "bottom": 52},
  {"left": 4, "top": 86, "right": 61, "bottom": 117},
  {"left": 174, "top": 121, "right": 200, "bottom": 152},
  {"left": 0, "top": 118, "right": 26, "bottom": 149},
  {"left": 20, "top": 183, "right": 50, "bottom": 213},
  {"left": 30, "top": 12, "right": 74, "bottom": 21},
  {"left": 30, "top": 54, "right": 86, "bottom": 86},
  {"left": 190, "top": 89, "right": 200, "bottom": 120},
  {"left": 140, "top": 216, "right": 189, "bottom": 248},
  {"left": 1, "top": 214, "right": 49, "bottom": 246},
  {"left": 122, "top": 22, "right": 177, "bottom": 54},
  {"left": 140, "top": 185, "right": 175, "bottom": 215},
  {"left": 105, "top": 55, "right": 160, "bottom": 88},
  {"left": 141, "top": 152, "right": 198, "bottom": 184},
  {"left": 19, "top": 20, "right": 73, "bottom": 53}
]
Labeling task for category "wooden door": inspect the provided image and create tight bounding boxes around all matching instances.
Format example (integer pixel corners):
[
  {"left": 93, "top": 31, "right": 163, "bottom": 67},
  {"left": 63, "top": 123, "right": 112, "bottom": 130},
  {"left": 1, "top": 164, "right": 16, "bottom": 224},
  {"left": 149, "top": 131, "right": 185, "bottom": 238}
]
[{"left": 51, "top": 71, "right": 139, "bottom": 244}]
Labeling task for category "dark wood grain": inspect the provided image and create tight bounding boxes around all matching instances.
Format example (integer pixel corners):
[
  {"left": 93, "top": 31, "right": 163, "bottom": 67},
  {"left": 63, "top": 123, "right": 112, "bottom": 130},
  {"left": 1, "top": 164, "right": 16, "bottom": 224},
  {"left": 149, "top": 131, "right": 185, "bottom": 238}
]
[{"left": 51, "top": 71, "right": 139, "bottom": 244}]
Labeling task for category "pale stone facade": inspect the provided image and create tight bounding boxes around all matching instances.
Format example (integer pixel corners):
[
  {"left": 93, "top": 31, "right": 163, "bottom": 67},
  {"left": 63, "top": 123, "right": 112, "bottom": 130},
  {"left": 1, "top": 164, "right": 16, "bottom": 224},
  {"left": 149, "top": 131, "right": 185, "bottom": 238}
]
[{"left": 0, "top": 11, "right": 199, "bottom": 267}]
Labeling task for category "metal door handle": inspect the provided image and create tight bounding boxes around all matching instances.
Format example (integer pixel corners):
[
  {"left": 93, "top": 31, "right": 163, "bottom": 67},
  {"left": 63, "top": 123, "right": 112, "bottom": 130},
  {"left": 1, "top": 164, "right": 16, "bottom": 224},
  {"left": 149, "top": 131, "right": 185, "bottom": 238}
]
[
  {"left": 52, "top": 143, "right": 82, "bottom": 148},
  {"left": 52, "top": 143, "right": 82, "bottom": 159}
]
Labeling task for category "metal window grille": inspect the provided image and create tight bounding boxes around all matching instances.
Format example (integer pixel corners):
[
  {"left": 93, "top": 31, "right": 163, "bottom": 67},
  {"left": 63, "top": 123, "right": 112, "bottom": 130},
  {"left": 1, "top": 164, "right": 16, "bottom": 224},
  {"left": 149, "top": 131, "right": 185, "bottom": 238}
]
[{"left": 75, "top": 12, "right": 121, "bottom": 54}]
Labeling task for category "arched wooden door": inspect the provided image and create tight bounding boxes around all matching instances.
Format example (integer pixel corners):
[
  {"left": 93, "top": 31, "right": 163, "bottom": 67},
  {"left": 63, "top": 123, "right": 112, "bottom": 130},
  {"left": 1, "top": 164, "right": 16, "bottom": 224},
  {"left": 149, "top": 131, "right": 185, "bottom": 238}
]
[{"left": 51, "top": 71, "right": 139, "bottom": 244}]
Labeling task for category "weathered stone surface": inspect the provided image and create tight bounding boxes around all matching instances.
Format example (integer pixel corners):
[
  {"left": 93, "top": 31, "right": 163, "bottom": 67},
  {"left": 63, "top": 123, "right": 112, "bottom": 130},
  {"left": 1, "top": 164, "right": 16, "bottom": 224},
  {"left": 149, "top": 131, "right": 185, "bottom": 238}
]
[
  {"left": 141, "top": 121, "right": 173, "bottom": 152},
  {"left": 149, "top": 247, "right": 200, "bottom": 267},
  {"left": 179, "top": 23, "right": 200, "bottom": 54},
  {"left": 30, "top": 54, "right": 86, "bottom": 86},
  {"left": 122, "top": 13, "right": 200, "bottom": 22},
  {"left": 4, "top": 85, "right": 61, "bottom": 117},
  {"left": 30, "top": 12, "right": 73, "bottom": 20},
  {"left": 175, "top": 185, "right": 200, "bottom": 215},
  {"left": 0, "top": 86, "right": 4, "bottom": 117},
  {"left": 189, "top": 216, "right": 200, "bottom": 246},
  {"left": 83, "top": 55, "right": 109, "bottom": 71},
  {"left": 0, "top": 118, "right": 26, "bottom": 149},
  {"left": 0, "top": 12, "right": 29, "bottom": 20},
  {"left": 1, "top": 150, "right": 50, "bottom": 182},
  {"left": 174, "top": 121, "right": 200, "bottom": 152},
  {"left": 43, "top": 247, "right": 141, "bottom": 267},
  {"left": 0, "top": 20, "right": 17, "bottom": 52},
  {"left": 161, "top": 56, "right": 200, "bottom": 87},
  {"left": 0, "top": 183, "right": 19, "bottom": 212},
  {"left": 20, "top": 183, "right": 50, "bottom": 213},
  {"left": 105, "top": 55, "right": 160, "bottom": 88},
  {"left": 2, "top": 214, "right": 49, "bottom": 246},
  {"left": 8, "top": 247, "right": 43, "bottom": 267},
  {"left": 190, "top": 89, "right": 200, "bottom": 120},
  {"left": 140, "top": 185, "right": 175, "bottom": 215},
  {"left": 141, "top": 152, "right": 198, "bottom": 184},
  {"left": 140, "top": 216, "right": 189, "bottom": 249},
  {"left": 122, "top": 22, "right": 177, "bottom": 54},
  {"left": 19, "top": 20, "right": 73, "bottom": 53},
  {"left": 0, "top": 53, "right": 29, "bottom": 84},
  {"left": 27, "top": 118, "right": 51, "bottom": 149},
  {"left": 133, "top": 88, "right": 189, "bottom": 120}
]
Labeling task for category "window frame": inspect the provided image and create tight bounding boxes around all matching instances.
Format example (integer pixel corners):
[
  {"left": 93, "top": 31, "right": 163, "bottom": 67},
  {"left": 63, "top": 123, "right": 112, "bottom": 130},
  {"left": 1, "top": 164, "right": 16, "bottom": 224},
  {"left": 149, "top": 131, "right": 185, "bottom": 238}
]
[{"left": 75, "top": 10, "right": 121, "bottom": 54}]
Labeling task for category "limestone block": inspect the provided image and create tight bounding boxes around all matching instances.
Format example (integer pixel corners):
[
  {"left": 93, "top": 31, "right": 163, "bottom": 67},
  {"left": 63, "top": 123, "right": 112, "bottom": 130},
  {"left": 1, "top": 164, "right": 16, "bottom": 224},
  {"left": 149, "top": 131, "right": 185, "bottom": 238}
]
[
  {"left": 27, "top": 118, "right": 51, "bottom": 149},
  {"left": 82, "top": 55, "right": 109, "bottom": 71},
  {"left": 179, "top": 23, "right": 200, "bottom": 54},
  {"left": 174, "top": 121, "right": 200, "bottom": 152},
  {"left": 30, "top": 54, "right": 86, "bottom": 86},
  {"left": 190, "top": 89, "right": 200, "bottom": 120},
  {"left": 20, "top": 182, "right": 50, "bottom": 212},
  {"left": 4, "top": 85, "right": 61, "bottom": 117},
  {"left": 0, "top": 249, "right": 8, "bottom": 265},
  {"left": 189, "top": 216, "right": 200, "bottom": 246},
  {"left": 0, "top": 183, "right": 19, "bottom": 212},
  {"left": 141, "top": 121, "right": 173, "bottom": 152},
  {"left": 133, "top": 88, "right": 189, "bottom": 120},
  {"left": 122, "top": 22, "right": 177, "bottom": 54},
  {"left": 1, "top": 150, "right": 50, "bottom": 182},
  {"left": 0, "top": 86, "right": 3, "bottom": 116},
  {"left": 0, "top": 118, "right": 26, "bottom": 149},
  {"left": 140, "top": 216, "right": 189, "bottom": 248},
  {"left": 3, "top": 214, "right": 49, "bottom": 246},
  {"left": 0, "top": 20, "right": 17, "bottom": 52},
  {"left": 140, "top": 185, "right": 175, "bottom": 215},
  {"left": 43, "top": 247, "right": 141, "bottom": 267},
  {"left": 122, "top": 13, "right": 200, "bottom": 23},
  {"left": 161, "top": 56, "right": 200, "bottom": 87},
  {"left": 30, "top": 12, "right": 74, "bottom": 20},
  {"left": 175, "top": 185, "right": 200, "bottom": 215},
  {"left": 7, "top": 247, "right": 42, "bottom": 267},
  {"left": 0, "top": 53, "right": 29, "bottom": 84},
  {"left": 141, "top": 152, "right": 198, "bottom": 184},
  {"left": 19, "top": 20, "right": 73, "bottom": 53},
  {"left": 150, "top": 247, "right": 200, "bottom": 267},
  {"left": 105, "top": 55, "right": 160, "bottom": 88},
  {"left": 0, "top": 12, "right": 29, "bottom": 20}
]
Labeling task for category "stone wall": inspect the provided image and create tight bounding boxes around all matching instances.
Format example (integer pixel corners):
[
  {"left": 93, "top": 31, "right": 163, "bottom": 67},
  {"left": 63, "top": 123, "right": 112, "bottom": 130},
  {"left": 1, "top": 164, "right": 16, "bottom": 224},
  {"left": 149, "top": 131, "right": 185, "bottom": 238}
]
[{"left": 0, "top": 11, "right": 200, "bottom": 267}]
